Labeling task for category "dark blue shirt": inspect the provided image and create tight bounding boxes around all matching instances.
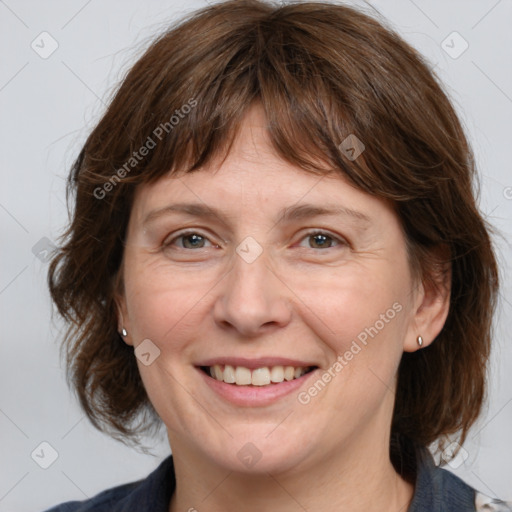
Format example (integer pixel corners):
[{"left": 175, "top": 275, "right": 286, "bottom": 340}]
[{"left": 43, "top": 449, "right": 511, "bottom": 511}]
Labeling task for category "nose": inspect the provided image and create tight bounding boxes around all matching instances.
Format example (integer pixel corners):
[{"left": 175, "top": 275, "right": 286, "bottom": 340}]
[{"left": 213, "top": 246, "right": 292, "bottom": 338}]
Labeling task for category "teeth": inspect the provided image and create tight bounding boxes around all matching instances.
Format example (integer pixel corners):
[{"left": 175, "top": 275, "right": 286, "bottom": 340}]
[
  {"left": 270, "top": 366, "right": 284, "bottom": 383},
  {"left": 235, "top": 366, "right": 252, "bottom": 385},
  {"left": 252, "top": 367, "right": 270, "bottom": 386},
  {"left": 284, "top": 366, "right": 295, "bottom": 381},
  {"left": 223, "top": 364, "right": 236, "bottom": 383},
  {"left": 206, "top": 364, "right": 312, "bottom": 386},
  {"left": 214, "top": 365, "right": 223, "bottom": 381}
]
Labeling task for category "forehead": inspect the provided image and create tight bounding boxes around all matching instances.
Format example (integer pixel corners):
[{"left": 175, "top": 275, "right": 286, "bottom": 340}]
[{"left": 130, "top": 103, "right": 395, "bottom": 228}]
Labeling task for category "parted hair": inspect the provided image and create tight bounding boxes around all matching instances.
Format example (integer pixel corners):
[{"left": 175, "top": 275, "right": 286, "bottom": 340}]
[{"left": 48, "top": 0, "right": 499, "bottom": 475}]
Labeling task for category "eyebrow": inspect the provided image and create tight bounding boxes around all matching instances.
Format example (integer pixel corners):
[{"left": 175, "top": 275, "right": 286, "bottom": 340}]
[{"left": 142, "top": 202, "right": 372, "bottom": 228}]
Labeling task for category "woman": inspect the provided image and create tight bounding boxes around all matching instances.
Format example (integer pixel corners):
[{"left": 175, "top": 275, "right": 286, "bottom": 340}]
[{"left": 45, "top": 0, "right": 511, "bottom": 510}]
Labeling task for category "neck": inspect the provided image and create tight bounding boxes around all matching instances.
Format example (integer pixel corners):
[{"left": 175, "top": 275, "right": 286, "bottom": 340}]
[{"left": 168, "top": 435, "right": 414, "bottom": 512}]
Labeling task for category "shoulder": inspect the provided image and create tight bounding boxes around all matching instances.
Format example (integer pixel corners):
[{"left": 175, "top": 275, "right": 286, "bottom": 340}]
[
  {"left": 41, "top": 455, "right": 175, "bottom": 512},
  {"left": 410, "top": 447, "right": 512, "bottom": 511},
  {"left": 42, "top": 480, "right": 141, "bottom": 512}
]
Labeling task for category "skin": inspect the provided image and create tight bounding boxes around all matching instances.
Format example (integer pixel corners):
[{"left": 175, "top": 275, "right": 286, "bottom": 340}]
[{"left": 117, "top": 103, "right": 450, "bottom": 512}]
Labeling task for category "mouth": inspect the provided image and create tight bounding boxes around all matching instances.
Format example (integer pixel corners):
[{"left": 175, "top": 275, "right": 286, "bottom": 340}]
[
  {"left": 195, "top": 357, "right": 321, "bottom": 406},
  {"left": 198, "top": 364, "right": 318, "bottom": 386}
]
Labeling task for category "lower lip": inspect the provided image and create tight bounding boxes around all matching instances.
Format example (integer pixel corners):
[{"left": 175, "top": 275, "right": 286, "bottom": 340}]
[{"left": 197, "top": 367, "right": 317, "bottom": 407}]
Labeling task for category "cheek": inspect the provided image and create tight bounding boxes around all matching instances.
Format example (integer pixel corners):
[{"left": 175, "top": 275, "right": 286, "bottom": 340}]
[
  {"left": 122, "top": 264, "right": 216, "bottom": 425},
  {"left": 123, "top": 255, "right": 220, "bottom": 349},
  {"left": 289, "top": 265, "right": 411, "bottom": 420},
  {"left": 291, "top": 262, "right": 408, "bottom": 349},
  {"left": 294, "top": 270, "right": 408, "bottom": 421}
]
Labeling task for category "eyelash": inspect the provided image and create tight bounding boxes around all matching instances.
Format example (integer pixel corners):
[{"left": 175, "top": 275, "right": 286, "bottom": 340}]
[{"left": 163, "top": 229, "right": 347, "bottom": 251}]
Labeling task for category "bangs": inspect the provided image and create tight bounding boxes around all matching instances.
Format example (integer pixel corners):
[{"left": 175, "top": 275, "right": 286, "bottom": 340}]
[
  {"left": 85, "top": 3, "right": 382, "bottom": 198},
  {"left": 82, "top": 1, "right": 450, "bottom": 205}
]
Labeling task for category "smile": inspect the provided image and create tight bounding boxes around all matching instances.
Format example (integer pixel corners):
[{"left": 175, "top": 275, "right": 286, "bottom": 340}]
[
  {"left": 200, "top": 364, "right": 316, "bottom": 386},
  {"left": 195, "top": 357, "right": 320, "bottom": 407}
]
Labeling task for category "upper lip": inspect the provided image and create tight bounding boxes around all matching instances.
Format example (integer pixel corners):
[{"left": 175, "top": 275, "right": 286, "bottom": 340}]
[{"left": 196, "top": 357, "right": 318, "bottom": 369}]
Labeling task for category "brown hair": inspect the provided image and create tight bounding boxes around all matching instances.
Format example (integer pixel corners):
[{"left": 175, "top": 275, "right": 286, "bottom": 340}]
[{"left": 48, "top": 0, "right": 499, "bottom": 472}]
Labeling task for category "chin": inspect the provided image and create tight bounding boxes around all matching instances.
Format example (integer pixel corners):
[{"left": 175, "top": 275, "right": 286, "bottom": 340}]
[{"left": 205, "top": 429, "right": 311, "bottom": 475}]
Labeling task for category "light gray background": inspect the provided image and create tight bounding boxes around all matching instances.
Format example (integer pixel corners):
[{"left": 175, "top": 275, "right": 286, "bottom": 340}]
[{"left": 1, "top": 0, "right": 511, "bottom": 510}]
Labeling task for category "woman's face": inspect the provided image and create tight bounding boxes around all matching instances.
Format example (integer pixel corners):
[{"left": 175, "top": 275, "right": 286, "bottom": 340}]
[{"left": 119, "top": 104, "right": 431, "bottom": 474}]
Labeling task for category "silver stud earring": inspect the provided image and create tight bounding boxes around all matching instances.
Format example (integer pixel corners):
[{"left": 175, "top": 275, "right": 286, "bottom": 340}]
[
  {"left": 417, "top": 335, "right": 423, "bottom": 347},
  {"left": 121, "top": 328, "right": 128, "bottom": 337}
]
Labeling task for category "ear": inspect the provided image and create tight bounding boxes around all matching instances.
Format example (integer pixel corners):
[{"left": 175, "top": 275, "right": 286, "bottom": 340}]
[
  {"left": 113, "top": 270, "right": 133, "bottom": 347},
  {"left": 403, "top": 246, "right": 451, "bottom": 352}
]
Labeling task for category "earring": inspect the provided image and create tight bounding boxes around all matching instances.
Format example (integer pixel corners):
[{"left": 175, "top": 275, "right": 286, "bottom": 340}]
[
  {"left": 121, "top": 328, "right": 128, "bottom": 337},
  {"left": 417, "top": 335, "right": 423, "bottom": 347}
]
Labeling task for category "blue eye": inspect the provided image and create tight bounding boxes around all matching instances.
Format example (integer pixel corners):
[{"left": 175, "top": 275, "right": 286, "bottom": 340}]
[{"left": 164, "top": 231, "right": 214, "bottom": 249}]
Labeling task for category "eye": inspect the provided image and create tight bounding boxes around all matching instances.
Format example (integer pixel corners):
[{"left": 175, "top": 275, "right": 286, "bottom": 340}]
[
  {"left": 163, "top": 230, "right": 215, "bottom": 250},
  {"left": 298, "top": 230, "right": 346, "bottom": 250},
  {"left": 162, "top": 229, "right": 346, "bottom": 251}
]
